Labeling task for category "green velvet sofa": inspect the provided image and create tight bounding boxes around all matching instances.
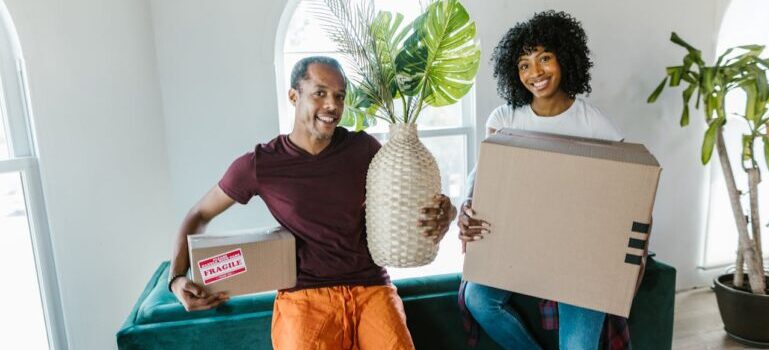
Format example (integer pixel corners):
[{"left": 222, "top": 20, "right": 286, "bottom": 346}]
[{"left": 117, "top": 256, "right": 675, "bottom": 349}]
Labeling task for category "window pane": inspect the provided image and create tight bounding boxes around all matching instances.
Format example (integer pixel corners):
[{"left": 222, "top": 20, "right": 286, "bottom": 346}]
[
  {"left": 282, "top": 0, "right": 464, "bottom": 134},
  {"left": 415, "top": 104, "right": 463, "bottom": 129},
  {"left": 704, "top": 114, "right": 769, "bottom": 267},
  {"left": 0, "top": 172, "right": 49, "bottom": 350},
  {"left": 704, "top": 0, "right": 769, "bottom": 268},
  {"left": 285, "top": 0, "right": 425, "bottom": 54},
  {"left": 284, "top": 1, "right": 338, "bottom": 53},
  {"left": 388, "top": 225, "right": 463, "bottom": 280},
  {"left": 422, "top": 135, "right": 467, "bottom": 200}
]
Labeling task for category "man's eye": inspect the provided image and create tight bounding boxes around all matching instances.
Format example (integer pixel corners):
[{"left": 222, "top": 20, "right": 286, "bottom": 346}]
[{"left": 315, "top": 91, "right": 325, "bottom": 97}]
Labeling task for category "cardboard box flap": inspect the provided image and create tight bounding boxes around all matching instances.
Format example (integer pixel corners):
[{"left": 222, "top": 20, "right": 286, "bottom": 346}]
[
  {"left": 188, "top": 227, "right": 293, "bottom": 249},
  {"left": 491, "top": 128, "right": 659, "bottom": 167}
]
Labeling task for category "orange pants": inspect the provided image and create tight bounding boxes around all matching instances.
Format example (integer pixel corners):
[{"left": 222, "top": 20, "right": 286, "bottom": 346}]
[{"left": 271, "top": 284, "right": 415, "bottom": 350}]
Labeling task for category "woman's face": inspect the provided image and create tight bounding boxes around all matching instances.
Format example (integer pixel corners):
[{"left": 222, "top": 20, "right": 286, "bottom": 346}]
[{"left": 517, "top": 46, "right": 562, "bottom": 100}]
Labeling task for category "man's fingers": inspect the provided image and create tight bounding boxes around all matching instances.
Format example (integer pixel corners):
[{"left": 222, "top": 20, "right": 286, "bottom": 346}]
[
  {"left": 183, "top": 281, "right": 208, "bottom": 298},
  {"left": 420, "top": 207, "right": 443, "bottom": 217},
  {"left": 186, "top": 294, "right": 224, "bottom": 311},
  {"left": 419, "top": 218, "right": 439, "bottom": 227}
]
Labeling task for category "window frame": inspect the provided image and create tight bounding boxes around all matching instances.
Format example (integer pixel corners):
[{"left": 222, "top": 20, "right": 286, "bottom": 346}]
[
  {"left": 0, "top": 2, "right": 67, "bottom": 349},
  {"left": 275, "top": 1, "right": 478, "bottom": 195},
  {"left": 275, "top": 0, "right": 477, "bottom": 278}
]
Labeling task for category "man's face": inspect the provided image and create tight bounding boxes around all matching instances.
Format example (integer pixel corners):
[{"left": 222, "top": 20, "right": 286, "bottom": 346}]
[
  {"left": 517, "top": 46, "right": 563, "bottom": 100},
  {"left": 289, "top": 63, "right": 346, "bottom": 141}
]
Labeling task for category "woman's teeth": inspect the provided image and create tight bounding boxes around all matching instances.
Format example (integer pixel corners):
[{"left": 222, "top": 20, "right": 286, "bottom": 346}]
[{"left": 533, "top": 78, "right": 549, "bottom": 90}]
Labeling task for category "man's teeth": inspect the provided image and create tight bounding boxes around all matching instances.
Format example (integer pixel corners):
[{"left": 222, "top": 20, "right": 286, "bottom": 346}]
[{"left": 317, "top": 116, "right": 336, "bottom": 123}]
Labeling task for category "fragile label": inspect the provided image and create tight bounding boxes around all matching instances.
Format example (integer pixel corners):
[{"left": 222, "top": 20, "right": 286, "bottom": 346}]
[{"left": 197, "top": 248, "right": 247, "bottom": 285}]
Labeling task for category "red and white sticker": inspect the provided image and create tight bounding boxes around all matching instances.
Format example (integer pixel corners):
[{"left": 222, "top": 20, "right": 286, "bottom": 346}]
[{"left": 197, "top": 248, "right": 247, "bottom": 285}]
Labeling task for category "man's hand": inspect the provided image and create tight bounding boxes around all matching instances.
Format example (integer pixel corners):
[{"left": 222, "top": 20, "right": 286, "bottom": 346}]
[
  {"left": 418, "top": 194, "right": 457, "bottom": 244},
  {"left": 171, "top": 276, "right": 229, "bottom": 311},
  {"left": 457, "top": 200, "right": 491, "bottom": 252}
]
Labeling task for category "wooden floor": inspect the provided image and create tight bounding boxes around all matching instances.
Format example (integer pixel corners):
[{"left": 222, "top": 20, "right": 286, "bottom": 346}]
[{"left": 673, "top": 287, "right": 756, "bottom": 349}]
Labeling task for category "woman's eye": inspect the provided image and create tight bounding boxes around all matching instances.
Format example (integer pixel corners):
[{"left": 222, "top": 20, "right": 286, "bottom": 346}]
[
  {"left": 541, "top": 56, "right": 551, "bottom": 63},
  {"left": 519, "top": 64, "right": 528, "bottom": 71}
]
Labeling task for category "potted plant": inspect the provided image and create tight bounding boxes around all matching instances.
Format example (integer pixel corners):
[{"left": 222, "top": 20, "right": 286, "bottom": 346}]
[
  {"left": 309, "top": 0, "right": 480, "bottom": 267},
  {"left": 648, "top": 32, "right": 769, "bottom": 346}
]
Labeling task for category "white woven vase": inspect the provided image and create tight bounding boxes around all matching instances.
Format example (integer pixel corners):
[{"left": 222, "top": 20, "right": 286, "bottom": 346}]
[{"left": 366, "top": 123, "right": 441, "bottom": 267}]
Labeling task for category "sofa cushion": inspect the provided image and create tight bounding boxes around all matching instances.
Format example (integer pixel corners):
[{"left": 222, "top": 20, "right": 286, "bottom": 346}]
[
  {"left": 120, "top": 258, "right": 675, "bottom": 350},
  {"left": 135, "top": 263, "right": 465, "bottom": 325}
]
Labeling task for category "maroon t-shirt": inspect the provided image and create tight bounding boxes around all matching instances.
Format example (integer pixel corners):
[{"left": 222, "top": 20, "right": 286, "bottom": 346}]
[{"left": 218, "top": 128, "right": 390, "bottom": 290}]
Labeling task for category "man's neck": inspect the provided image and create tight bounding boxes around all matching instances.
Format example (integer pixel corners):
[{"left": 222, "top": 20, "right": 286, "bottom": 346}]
[
  {"left": 531, "top": 92, "right": 574, "bottom": 117},
  {"left": 288, "top": 132, "right": 332, "bottom": 156}
]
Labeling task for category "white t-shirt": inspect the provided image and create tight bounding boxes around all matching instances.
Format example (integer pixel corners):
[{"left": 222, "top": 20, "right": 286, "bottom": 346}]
[
  {"left": 485, "top": 97, "right": 623, "bottom": 141},
  {"left": 465, "top": 97, "right": 623, "bottom": 199}
]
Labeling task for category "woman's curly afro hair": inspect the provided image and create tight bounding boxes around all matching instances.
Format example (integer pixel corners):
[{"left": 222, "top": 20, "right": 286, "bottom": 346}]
[{"left": 492, "top": 10, "right": 593, "bottom": 108}]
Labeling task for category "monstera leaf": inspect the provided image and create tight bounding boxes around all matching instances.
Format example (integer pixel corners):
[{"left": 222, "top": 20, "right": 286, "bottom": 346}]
[
  {"left": 314, "top": 0, "right": 480, "bottom": 124},
  {"left": 341, "top": 84, "right": 377, "bottom": 131},
  {"left": 395, "top": 0, "right": 480, "bottom": 116}
]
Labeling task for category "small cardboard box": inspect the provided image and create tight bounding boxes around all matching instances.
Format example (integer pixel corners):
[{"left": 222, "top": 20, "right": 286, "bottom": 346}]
[
  {"left": 188, "top": 227, "right": 296, "bottom": 296},
  {"left": 463, "top": 129, "right": 661, "bottom": 317}
]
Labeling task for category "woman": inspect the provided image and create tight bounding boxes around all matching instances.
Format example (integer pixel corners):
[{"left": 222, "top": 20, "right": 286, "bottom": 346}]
[{"left": 459, "top": 10, "right": 625, "bottom": 350}]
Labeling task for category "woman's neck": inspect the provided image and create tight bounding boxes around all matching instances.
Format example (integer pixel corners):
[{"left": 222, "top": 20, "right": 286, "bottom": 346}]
[{"left": 530, "top": 91, "right": 574, "bottom": 117}]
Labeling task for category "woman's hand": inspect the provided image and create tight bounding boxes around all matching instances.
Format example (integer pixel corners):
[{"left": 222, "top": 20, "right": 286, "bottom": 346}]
[{"left": 457, "top": 199, "right": 491, "bottom": 252}]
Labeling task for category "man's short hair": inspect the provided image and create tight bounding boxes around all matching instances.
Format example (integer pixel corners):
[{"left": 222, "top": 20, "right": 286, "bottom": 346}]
[{"left": 290, "top": 56, "right": 347, "bottom": 90}]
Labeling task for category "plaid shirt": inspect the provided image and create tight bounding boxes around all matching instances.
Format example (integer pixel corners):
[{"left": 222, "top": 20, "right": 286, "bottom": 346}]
[{"left": 458, "top": 280, "right": 631, "bottom": 350}]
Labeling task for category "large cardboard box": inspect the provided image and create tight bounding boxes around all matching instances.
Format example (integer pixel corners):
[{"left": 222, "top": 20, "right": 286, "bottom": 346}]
[
  {"left": 463, "top": 129, "right": 661, "bottom": 317},
  {"left": 188, "top": 227, "right": 296, "bottom": 296}
]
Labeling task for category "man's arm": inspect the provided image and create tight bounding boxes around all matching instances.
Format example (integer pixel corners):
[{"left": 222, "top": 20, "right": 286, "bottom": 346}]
[{"left": 169, "top": 185, "right": 236, "bottom": 311}]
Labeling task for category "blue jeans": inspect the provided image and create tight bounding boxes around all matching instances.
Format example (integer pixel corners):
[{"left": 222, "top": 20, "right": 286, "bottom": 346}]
[{"left": 464, "top": 282, "right": 605, "bottom": 350}]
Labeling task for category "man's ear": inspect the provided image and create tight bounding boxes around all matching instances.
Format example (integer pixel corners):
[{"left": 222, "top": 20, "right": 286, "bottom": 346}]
[{"left": 288, "top": 88, "right": 298, "bottom": 107}]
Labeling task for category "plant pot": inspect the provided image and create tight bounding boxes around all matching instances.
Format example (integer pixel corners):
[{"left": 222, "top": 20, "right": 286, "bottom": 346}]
[
  {"left": 713, "top": 273, "right": 769, "bottom": 347},
  {"left": 366, "top": 123, "right": 441, "bottom": 267}
]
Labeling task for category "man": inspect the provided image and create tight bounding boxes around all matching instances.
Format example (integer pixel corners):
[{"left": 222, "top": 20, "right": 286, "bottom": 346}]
[{"left": 168, "top": 56, "right": 456, "bottom": 349}]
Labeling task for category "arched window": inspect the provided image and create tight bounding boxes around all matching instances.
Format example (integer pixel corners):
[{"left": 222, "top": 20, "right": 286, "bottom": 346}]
[
  {"left": 702, "top": 0, "right": 769, "bottom": 269},
  {"left": 276, "top": 0, "right": 475, "bottom": 279},
  {"left": 0, "top": 2, "right": 65, "bottom": 349}
]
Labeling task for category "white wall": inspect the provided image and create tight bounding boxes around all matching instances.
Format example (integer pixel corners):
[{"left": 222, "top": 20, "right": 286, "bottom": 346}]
[
  {"left": 149, "top": 0, "right": 282, "bottom": 232},
  {"left": 464, "top": 0, "right": 729, "bottom": 289},
  {"left": 4, "top": 0, "right": 175, "bottom": 349}
]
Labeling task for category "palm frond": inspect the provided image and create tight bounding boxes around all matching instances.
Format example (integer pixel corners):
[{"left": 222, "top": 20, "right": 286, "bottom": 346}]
[{"left": 308, "top": 0, "right": 401, "bottom": 122}]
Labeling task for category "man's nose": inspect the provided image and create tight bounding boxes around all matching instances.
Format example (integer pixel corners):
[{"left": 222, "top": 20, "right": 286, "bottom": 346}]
[{"left": 324, "top": 97, "right": 340, "bottom": 112}]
